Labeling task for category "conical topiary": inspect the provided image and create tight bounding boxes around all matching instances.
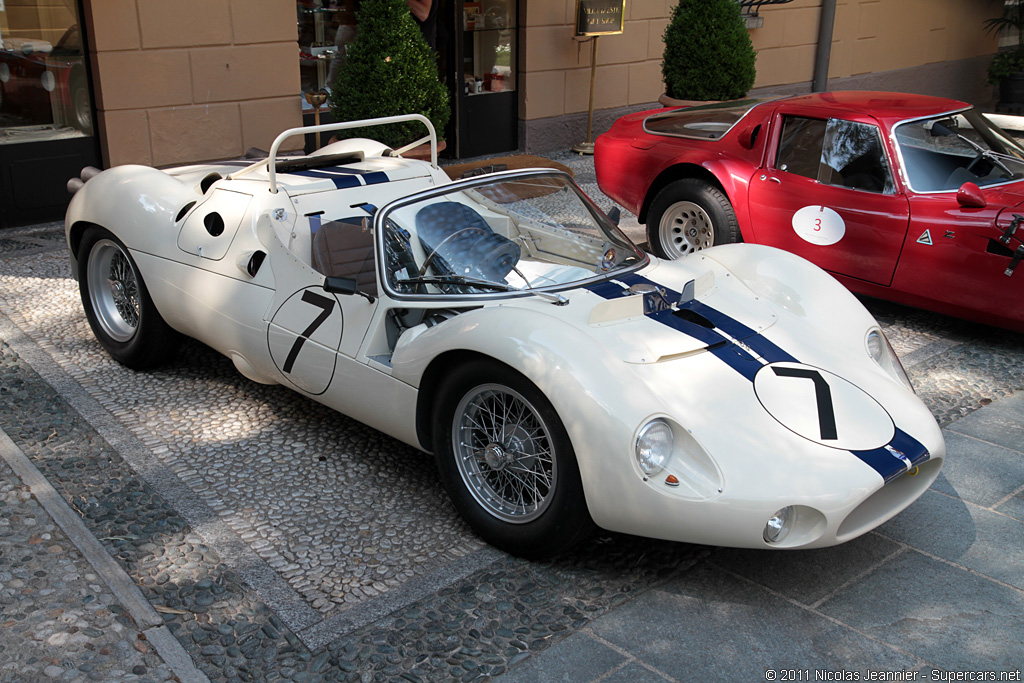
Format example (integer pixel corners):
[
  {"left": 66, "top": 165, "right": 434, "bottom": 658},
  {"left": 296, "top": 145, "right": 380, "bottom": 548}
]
[
  {"left": 662, "top": 0, "right": 757, "bottom": 101},
  {"left": 328, "top": 0, "right": 450, "bottom": 148}
]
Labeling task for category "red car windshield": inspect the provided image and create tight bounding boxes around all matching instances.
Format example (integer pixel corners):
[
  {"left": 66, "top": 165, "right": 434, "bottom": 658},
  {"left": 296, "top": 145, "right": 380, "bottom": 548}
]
[{"left": 894, "top": 107, "right": 1024, "bottom": 192}]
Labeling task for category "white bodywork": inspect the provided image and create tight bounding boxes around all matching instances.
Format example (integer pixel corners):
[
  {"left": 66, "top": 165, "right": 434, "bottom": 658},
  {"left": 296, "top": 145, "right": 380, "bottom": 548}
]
[{"left": 65, "top": 116, "right": 944, "bottom": 551}]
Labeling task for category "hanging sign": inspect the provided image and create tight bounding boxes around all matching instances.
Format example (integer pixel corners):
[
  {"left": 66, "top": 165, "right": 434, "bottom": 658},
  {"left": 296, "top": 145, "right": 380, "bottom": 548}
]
[{"left": 575, "top": 0, "right": 626, "bottom": 36}]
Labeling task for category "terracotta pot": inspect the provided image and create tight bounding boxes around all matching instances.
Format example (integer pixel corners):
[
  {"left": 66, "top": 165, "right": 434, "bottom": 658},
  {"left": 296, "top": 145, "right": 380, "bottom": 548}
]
[{"left": 400, "top": 139, "right": 447, "bottom": 160}]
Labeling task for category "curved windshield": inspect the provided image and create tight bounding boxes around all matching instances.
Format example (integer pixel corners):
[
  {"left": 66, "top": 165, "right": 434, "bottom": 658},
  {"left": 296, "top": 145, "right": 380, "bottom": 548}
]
[
  {"left": 894, "top": 107, "right": 1024, "bottom": 191},
  {"left": 378, "top": 171, "right": 645, "bottom": 297}
]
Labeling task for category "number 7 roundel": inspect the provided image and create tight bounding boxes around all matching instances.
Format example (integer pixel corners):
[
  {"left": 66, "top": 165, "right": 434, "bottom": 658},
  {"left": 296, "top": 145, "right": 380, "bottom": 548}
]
[
  {"left": 753, "top": 362, "right": 894, "bottom": 451},
  {"left": 267, "top": 287, "right": 344, "bottom": 395}
]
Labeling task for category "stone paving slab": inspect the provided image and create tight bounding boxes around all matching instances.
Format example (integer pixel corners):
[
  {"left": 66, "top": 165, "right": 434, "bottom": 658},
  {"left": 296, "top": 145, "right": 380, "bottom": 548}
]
[
  {"left": 877, "top": 489, "right": 1024, "bottom": 592},
  {"left": 817, "top": 550, "right": 1024, "bottom": 671},
  {"left": 586, "top": 563, "right": 924, "bottom": 679},
  {"left": 709, "top": 533, "right": 905, "bottom": 607},
  {"left": 946, "top": 392, "right": 1024, "bottom": 452},
  {"left": 494, "top": 631, "right": 627, "bottom": 683},
  {"left": 930, "top": 431, "right": 1024, "bottom": 508}
]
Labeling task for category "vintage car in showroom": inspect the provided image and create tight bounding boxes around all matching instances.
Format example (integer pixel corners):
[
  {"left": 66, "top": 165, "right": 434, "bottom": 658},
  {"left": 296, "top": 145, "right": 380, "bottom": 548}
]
[
  {"left": 65, "top": 115, "right": 944, "bottom": 558},
  {"left": 595, "top": 91, "right": 1024, "bottom": 333},
  {"left": 0, "top": 25, "right": 92, "bottom": 134}
]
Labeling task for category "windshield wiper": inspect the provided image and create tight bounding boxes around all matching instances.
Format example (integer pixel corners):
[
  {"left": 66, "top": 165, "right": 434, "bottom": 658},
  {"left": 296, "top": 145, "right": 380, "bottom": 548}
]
[{"left": 398, "top": 274, "right": 569, "bottom": 305}]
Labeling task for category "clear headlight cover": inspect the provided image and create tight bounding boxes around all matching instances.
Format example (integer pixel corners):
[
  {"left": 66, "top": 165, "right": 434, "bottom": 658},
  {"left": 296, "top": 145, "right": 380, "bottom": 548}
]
[
  {"left": 866, "top": 328, "right": 913, "bottom": 392},
  {"left": 635, "top": 419, "right": 673, "bottom": 476},
  {"left": 763, "top": 506, "right": 794, "bottom": 544}
]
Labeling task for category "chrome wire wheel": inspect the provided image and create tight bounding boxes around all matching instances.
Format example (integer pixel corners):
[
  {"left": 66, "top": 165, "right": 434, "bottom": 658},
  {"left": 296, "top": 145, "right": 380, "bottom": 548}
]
[
  {"left": 86, "top": 238, "right": 140, "bottom": 343},
  {"left": 452, "top": 383, "right": 558, "bottom": 524},
  {"left": 658, "top": 200, "right": 715, "bottom": 257}
]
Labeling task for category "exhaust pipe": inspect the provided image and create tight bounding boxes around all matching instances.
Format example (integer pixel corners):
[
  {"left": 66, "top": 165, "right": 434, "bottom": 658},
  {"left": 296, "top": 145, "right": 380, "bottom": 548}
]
[{"left": 67, "top": 166, "right": 101, "bottom": 195}]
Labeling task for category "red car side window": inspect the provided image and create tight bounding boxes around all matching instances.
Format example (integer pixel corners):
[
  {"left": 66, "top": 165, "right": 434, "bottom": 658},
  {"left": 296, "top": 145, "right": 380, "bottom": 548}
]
[
  {"left": 776, "top": 117, "right": 827, "bottom": 180},
  {"left": 821, "top": 119, "right": 896, "bottom": 194}
]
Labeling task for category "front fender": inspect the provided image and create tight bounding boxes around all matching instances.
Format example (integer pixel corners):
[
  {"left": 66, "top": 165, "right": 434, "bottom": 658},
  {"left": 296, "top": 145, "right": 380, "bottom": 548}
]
[
  {"left": 65, "top": 166, "right": 196, "bottom": 276},
  {"left": 390, "top": 304, "right": 664, "bottom": 513}
]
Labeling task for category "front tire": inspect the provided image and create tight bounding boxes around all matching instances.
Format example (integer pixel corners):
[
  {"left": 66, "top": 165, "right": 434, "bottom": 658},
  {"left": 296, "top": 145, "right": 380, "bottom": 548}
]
[
  {"left": 647, "top": 178, "right": 740, "bottom": 260},
  {"left": 432, "top": 361, "right": 594, "bottom": 559},
  {"left": 78, "top": 227, "right": 180, "bottom": 369}
]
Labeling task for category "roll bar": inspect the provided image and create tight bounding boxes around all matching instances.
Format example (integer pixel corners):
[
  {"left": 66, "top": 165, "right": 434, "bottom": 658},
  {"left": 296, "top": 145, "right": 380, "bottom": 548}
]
[{"left": 227, "top": 113, "right": 437, "bottom": 193}]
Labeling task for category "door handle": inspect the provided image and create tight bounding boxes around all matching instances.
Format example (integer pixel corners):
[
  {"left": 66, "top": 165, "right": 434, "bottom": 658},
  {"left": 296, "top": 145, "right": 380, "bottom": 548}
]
[{"left": 760, "top": 174, "right": 781, "bottom": 184}]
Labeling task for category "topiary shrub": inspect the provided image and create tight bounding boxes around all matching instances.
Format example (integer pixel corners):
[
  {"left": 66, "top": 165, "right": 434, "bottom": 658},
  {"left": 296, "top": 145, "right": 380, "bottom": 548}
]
[
  {"left": 662, "top": 0, "right": 757, "bottom": 101},
  {"left": 328, "top": 0, "right": 450, "bottom": 148}
]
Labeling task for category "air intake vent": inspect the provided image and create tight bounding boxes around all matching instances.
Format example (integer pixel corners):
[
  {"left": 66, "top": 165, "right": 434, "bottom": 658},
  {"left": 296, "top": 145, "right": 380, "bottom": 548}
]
[{"left": 673, "top": 308, "right": 715, "bottom": 329}]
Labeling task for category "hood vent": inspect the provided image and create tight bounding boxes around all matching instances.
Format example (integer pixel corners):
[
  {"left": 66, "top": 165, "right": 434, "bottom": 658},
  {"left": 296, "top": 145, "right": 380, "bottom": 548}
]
[{"left": 673, "top": 308, "right": 716, "bottom": 329}]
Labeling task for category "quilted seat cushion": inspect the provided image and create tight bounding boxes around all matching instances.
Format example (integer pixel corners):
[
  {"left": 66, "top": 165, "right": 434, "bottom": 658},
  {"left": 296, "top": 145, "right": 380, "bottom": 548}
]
[{"left": 414, "top": 202, "right": 520, "bottom": 283}]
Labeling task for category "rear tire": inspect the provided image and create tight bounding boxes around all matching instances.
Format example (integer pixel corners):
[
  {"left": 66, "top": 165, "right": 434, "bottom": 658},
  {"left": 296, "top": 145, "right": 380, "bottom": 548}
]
[
  {"left": 78, "top": 227, "right": 181, "bottom": 369},
  {"left": 647, "top": 178, "right": 740, "bottom": 259},
  {"left": 432, "top": 360, "right": 594, "bottom": 559}
]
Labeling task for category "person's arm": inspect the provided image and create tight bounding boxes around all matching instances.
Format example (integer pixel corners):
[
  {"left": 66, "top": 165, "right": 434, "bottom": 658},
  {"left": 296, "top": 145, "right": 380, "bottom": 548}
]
[{"left": 406, "top": 0, "right": 431, "bottom": 22}]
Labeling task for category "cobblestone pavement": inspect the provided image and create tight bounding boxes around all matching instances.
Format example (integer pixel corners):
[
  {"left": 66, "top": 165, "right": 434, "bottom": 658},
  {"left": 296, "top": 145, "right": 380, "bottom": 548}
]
[
  {"left": 0, "top": 455, "right": 178, "bottom": 683},
  {"left": 1, "top": 166, "right": 1023, "bottom": 681}
]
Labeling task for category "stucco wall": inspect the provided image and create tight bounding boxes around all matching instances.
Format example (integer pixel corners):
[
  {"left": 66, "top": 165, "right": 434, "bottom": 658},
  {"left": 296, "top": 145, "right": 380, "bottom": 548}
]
[
  {"left": 82, "top": 0, "right": 302, "bottom": 168},
  {"left": 753, "top": 0, "right": 998, "bottom": 88}
]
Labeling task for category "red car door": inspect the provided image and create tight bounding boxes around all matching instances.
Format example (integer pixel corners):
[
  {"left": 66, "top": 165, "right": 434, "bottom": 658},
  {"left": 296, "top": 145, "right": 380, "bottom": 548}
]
[{"left": 747, "top": 112, "right": 910, "bottom": 287}]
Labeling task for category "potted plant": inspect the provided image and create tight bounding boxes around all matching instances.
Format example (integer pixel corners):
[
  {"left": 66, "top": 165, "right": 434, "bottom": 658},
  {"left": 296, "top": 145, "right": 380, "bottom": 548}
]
[
  {"left": 328, "top": 0, "right": 450, "bottom": 152},
  {"left": 986, "top": 1, "right": 1024, "bottom": 106},
  {"left": 660, "top": 0, "right": 757, "bottom": 105}
]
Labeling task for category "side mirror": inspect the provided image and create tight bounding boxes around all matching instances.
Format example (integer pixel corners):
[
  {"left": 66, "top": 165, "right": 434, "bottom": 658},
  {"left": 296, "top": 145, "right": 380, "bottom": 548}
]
[
  {"left": 956, "top": 182, "right": 986, "bottom": 209},
  {"left": 607, "top": 206, "right": 621, "bottom": 226},
  {"left": 324, "top": 276, "right": 358, "bottom": 294},
  {"left": 324, "top": 276, "right": 375, "bottom": 303}
]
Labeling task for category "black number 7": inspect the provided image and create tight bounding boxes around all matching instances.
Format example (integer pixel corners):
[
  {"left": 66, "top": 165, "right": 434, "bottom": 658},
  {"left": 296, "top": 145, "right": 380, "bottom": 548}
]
[
  {"left": 772, "top": 367, "right": 837, "bottom": 440},
  {"left": 282, "top": 291, "right": 336, "bottom": 374}
]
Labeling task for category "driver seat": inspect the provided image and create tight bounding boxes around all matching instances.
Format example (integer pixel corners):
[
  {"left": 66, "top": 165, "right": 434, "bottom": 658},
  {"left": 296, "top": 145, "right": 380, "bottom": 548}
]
[{"left": 414, "top": 202, "right": 520, "bottom": 282}]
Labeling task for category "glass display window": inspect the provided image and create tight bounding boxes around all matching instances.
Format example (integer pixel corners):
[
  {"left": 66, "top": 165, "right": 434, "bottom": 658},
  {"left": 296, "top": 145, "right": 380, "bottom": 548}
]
[
  {"left": 297, "top": 0, "right": 360, "bottom": 109},
  {"left": 0, "top": 0, "right": 94, "bottom": 145},
  {"left": 461, "top": 0, "right": 514, "bottom": 96}
]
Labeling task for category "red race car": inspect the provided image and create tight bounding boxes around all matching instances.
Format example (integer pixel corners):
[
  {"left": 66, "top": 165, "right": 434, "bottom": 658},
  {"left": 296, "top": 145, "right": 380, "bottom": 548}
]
[{"left": 595, "top": 91, "right": 1024, "bottom": 332}]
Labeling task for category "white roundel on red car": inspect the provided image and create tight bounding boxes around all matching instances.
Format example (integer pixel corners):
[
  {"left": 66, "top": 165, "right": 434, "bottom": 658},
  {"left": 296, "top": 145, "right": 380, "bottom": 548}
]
[
  {"left": 792, "top": 205, "right": 845, "bottom": 246},
  {"left": 754, "top": 362, "right": 894, "bottom": 451}
]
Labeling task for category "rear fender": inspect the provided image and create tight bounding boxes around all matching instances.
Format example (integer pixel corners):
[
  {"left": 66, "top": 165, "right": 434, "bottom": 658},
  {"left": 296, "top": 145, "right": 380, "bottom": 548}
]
[{"left": 65, "top": 165, "right": 197, "bottom": 274}]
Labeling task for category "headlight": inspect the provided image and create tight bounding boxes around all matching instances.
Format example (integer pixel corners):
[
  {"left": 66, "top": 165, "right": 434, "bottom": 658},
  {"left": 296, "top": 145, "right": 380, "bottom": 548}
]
[
  {"left": 866, "top": 328, "right": 913, "bottom": 392},
  {"left": 763, "top": 506, "right": 794, "bottom": 544},
  {"left": 635, "top": 419, "right": 673, "bottom": 476}
]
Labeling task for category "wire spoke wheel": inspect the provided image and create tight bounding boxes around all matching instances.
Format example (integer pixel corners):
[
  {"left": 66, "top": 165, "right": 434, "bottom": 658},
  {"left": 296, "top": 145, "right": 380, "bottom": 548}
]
[
  {"left": 453, "top": 383, "right": 557, "bottom": 524},
  {"left": 86, "top": 238, "right": 140, "bottom": 343},
  {"left": 659, "top": 200, "right": 714, "bottom": 257}
]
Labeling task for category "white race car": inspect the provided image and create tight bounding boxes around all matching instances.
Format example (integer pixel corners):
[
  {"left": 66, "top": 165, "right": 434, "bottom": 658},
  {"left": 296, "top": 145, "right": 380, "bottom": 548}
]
[{"left": 65, "top": 115, "right": 944, "bottom": 558}]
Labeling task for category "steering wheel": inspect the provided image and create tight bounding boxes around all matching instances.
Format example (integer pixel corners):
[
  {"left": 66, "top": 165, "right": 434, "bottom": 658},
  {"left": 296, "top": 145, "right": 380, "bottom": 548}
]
[{"left": 966, "top": 151, "right": 1012, "bottom": 179}]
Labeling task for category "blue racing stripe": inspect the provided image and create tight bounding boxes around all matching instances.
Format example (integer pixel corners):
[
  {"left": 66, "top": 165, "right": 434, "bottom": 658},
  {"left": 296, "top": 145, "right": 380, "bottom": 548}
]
[
  {"left": 850, "top": 428, "right": 931, "bottom": 483},
  {"left": 363, "top": 171, "right": 389, "bottom": 185},
  {"left": 289, "top": 170, "right": 362, "bottom": 189}
]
